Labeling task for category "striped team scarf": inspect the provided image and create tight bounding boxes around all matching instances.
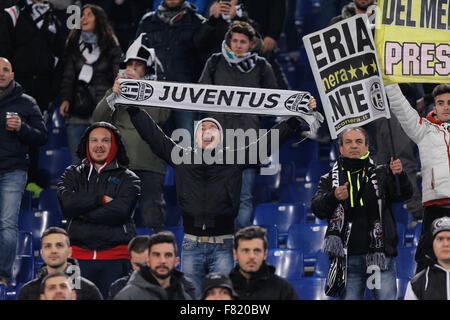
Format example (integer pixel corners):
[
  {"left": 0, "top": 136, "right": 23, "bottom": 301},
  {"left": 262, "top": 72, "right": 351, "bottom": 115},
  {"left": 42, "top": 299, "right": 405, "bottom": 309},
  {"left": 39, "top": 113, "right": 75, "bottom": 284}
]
[{"left": 221, "top": 40, "right": 258, "bottom": 73}]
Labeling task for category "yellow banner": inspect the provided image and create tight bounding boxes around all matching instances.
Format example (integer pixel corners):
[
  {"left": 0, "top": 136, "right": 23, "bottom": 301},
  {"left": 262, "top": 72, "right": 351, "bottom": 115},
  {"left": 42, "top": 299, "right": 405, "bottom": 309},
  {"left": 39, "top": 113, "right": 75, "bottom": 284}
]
[{"left": 375, "top": 0, "right": 450, "bottom": 84}]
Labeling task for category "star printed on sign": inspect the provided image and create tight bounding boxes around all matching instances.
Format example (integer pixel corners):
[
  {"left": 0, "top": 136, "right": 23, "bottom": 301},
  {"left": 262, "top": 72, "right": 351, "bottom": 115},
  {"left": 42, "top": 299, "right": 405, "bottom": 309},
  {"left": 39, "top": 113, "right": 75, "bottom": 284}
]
[{"left": 347, "top": 65, "right": 358, "bottom": 79}]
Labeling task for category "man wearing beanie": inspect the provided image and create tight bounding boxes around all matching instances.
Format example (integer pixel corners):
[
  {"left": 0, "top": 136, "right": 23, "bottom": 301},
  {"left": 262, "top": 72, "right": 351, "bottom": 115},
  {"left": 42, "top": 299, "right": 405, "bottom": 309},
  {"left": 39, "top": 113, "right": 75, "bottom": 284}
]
[
  {"left": 404, "top": 217, "right": 450, "bottom": 300},
  {"left": 57, "top": 121, "right": 141, "bottom": 298}
]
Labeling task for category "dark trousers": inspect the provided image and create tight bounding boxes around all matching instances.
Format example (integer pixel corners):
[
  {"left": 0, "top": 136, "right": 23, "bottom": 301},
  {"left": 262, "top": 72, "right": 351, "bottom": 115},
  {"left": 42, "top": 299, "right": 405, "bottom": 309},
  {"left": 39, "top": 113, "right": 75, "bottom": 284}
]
[
  {"left": 77, "top": 259, "right": 131, "bottom": 299},
  {"left": 134, "top": 170, "right": 166, "bottom": 230},
  {"left": 415, "top": 205, "right": 450, "bottom": 273}
]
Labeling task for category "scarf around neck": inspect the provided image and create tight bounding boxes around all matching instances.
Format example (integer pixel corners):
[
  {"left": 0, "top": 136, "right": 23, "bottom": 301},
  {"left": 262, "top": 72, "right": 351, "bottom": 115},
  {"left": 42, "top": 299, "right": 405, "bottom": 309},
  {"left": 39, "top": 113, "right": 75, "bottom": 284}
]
[
  {"left": 157, "top": 2, "right": 189, "bottom": 25},
  {"left": 221, "top": 40, "right": 258, "bottom": 73},
  {"left": 322, "top": 155, "right": 388, "bottom": 271},
  {"left": 78, "top": 32, "right": 100, "bottom": 84}
]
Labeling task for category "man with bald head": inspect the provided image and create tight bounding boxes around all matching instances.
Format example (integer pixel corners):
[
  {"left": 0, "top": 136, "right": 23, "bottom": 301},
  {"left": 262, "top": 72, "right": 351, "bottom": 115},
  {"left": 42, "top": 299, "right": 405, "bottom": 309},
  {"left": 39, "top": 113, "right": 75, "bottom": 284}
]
[{"left": 0, "top": 57, "right": 47, "bottom": 287}]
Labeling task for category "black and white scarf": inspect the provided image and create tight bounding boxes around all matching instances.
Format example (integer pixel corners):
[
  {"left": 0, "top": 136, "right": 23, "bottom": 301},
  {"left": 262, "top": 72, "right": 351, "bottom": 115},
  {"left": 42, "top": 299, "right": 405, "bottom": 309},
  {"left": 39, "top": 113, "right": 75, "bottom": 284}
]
[
  {"left": 78, "top": 32, "right": 100, "bottom": 84},
  {"left": 156, "top": 1, "right": 189, "bottom": 25},
  {"left": 322, "top": 155, "right": 388, "bottom": 271},
  {"left": 221, "top": 40, "right": 258, "bottom": 73}
]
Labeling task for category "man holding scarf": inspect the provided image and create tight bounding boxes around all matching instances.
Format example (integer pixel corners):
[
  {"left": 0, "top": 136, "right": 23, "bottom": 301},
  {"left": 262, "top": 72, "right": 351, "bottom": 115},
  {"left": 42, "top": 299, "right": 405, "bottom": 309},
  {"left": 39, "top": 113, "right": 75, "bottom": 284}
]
[
  {"left": 311, "top": 126, "right": 412, "bottom": 300},
  {"left": 198, "top": 20, "right": 277, "bottom": 231}
]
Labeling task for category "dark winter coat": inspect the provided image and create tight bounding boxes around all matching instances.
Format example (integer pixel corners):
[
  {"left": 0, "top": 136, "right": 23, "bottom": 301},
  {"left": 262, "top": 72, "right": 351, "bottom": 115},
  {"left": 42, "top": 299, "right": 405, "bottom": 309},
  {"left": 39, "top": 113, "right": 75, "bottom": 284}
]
[
  {"left": 59, "top": 35, "right": 122, "bottom": 116},
  {"left": 114, "top": 266, "right": 194, "bottom": 300},
  {"left": 0, "top": 81, "right": 47, "bottom": 174},
  {"left": 128, "top": 107, "right": 301, "bottom": 236},
  {"left": 18, "top": 258, "right": 103, "bottom": 300},
  {"left": 229, "top": 262, "right": 298, "bottom": 300},
  {"left": 240, "top": 0, "right": 286, "bottom": 40},
  {"left": 406, "top": 264, "right": 450, "bottom": 300},
  {"left": 57, "top": 122, "right": 140, "bottom": 251},
  {"left": 136, "top": 2, "right": 206, "bottom": 83},
  {"left": 311, "top": 157, "right": 413, "bottom": 257}
]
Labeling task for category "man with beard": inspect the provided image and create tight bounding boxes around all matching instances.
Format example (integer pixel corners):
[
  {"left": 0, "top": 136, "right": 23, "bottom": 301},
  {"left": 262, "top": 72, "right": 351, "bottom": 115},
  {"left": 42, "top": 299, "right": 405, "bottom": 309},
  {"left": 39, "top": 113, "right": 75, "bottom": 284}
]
[
  {"left": 229, "top": 226, "right": 298, "bottom": 299},
  {"left": 114, "top": 231, "right": 195, "bottom": 300},
  {"left": 18, "top": 227, "right": 102, "bottom": 300},
  {"left": 57, "top": 122, "right": 141, "bottom": 298},
  {"left": 39, "top": 273, "right": 77, "bottom": 300}
]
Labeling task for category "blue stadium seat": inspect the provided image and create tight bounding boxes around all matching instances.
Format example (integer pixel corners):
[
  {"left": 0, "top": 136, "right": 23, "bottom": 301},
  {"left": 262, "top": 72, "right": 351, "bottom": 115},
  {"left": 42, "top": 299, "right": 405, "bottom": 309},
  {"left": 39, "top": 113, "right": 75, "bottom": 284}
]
[
  {"left": 397, "top": 277, "right": 410, "bottom": 300},
  {"left": 258, "top": 224, "right": 279, "bottom": 249},
  {"left": 44, "top": 105, "right": 68, "bottom": 150},
  {"left": 18, "top": 209, "right": 63, "bottom": 253},
  {"left": 278, "top": 181, "right": 318, "bottom": 209},
  {"left": 37, "top": 189, "right": 64, "bottom": 225},
  {"left": 305, "top": 160, "right": 332, "bottom": 183},
  {"left": 266, "top": 248, "right": 304, "bottom": 280},
  {"left": 0, "top": 284, "right": 5, "bottom": 300},
  {"left": 136, "top": 228, "right": 155, "bottom": 236},
  {"left": 166, "top": 226, "right": 184, "bottom": 258},
  {"left": 392, "top": 202, "right": 413, "bottom": 230},
  {"left": 16, "top": 231, "right": 33, "bottom": 256},
  {"left": 286, "top": 223, "right": 327, "bottom": 265},
  {"left": 413, "top": 222, "right": 422, "bottom": 247},
  {"left": 20, "top": 190, "right": 32, "bottom": 211},
  {"left": 397, "top": 223, "right": 406, "bottom": 247},
  {"left": 10, "top": 256, "right": 34, "bottom": 288},
  {"left": 290, "top": 277, "right": 338, "bottom": 300},
  {"left": 37, "top": 147, "right": 71, "bottom": 188},
  {"left": 396, "top": 246, "right": 417, "bottom": 279},
  {"left": 253, "top": 164, "right": 282, "bottom": 204},
  {"left": 277, "top": 139, "right": 319, "bottom": 175},
  {"left": 253, "top": 202, "right": 306, "bottom": 244},
  {"left": 279, "top": 161, "right": 296, "bottom": 185},
  {"left": 164, "top": 165, "right": 174, "bottom": 186},
  {"left": 313, "top": 251, "right": 330, "bottom": 278}
]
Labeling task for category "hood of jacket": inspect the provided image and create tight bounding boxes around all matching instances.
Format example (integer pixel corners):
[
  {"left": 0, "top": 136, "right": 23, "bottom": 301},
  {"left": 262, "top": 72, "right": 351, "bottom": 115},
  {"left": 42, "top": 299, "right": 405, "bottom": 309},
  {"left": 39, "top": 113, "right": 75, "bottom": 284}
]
[
  {"left": 76, "top": 121, "right": 129, "bottom": 167},
  {"left": 193, "top": 117, "right": 224, "bottom": 151},
  {"left": 35, "top": 257, "right": 80, "bottom": 280}
]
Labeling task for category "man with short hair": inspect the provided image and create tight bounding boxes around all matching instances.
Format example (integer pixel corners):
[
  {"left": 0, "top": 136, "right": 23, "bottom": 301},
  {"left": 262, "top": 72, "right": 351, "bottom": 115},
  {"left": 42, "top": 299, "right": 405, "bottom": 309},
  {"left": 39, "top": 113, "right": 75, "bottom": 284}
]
[
  {"left": 107, "top": 235, "right": 150, "bottom": 299},
  {"left": 0, "top": 57, "right": 47, "bottom": 287},
  {"left": 18, "top": 227, "right": 102, "bottom": 300},
  {"left": 311, "top": 126, "right": 412, "bottom": 300},
  {"left": 93, "top": 34, "right": 171, "bottom": 231},
  {"left": 39, "top": 273, "right": 77, "bottom": 300},
  {"left": 405, "top": 217, "right": 450, "bottom": 300},
  {"left": 57, "top": 122, "right": 141, "bottom": 298},
  {"left": 201, "top": 272, "right": 238, "bottom": 300},
  {"left": 386, "top": 83, "right": 450, "bottom": 273},
  {"left": 114, "top": 231, "right": 195, "bottom": 300},
  {"left": 229, "top": 226, "right": 298, "bottom": 300}
]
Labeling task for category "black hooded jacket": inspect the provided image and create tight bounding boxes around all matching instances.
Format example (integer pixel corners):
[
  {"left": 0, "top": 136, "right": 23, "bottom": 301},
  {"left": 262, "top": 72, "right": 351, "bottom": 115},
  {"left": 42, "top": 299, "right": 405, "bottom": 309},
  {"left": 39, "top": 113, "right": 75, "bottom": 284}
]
[
  {"left": 0, "top": 81, "right": 47, "bottom": 174},
  {"left": 17, "top": 258, "right": 103, "bottom": 300},
  {"left": 57, "top": 122, "right": 140, "bottom": 251},
  {"left": 229, "top": 262, "right": 298, "bottom": 300},
  {"left": 128, "top": 107, "right": 301, "bottom": 236}
]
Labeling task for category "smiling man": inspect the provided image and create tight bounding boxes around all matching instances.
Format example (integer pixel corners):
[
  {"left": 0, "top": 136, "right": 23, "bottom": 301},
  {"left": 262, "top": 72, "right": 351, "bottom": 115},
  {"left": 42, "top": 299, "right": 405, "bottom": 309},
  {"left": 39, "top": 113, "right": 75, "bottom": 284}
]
[
  {"left": 386, "top": 83, "right": 450, "bottom": 273},
  {"left": 114, "top": 231, "right": 195, "bottom": 300},
  {"left": 18, "top": 227, "right": 102, "bottom": 300},
  {"left": 57, "top": 122, "right": 140, "bottom": 298},
  {"left": 229, "top": 226, "right": 298, "bottom": 300}
]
